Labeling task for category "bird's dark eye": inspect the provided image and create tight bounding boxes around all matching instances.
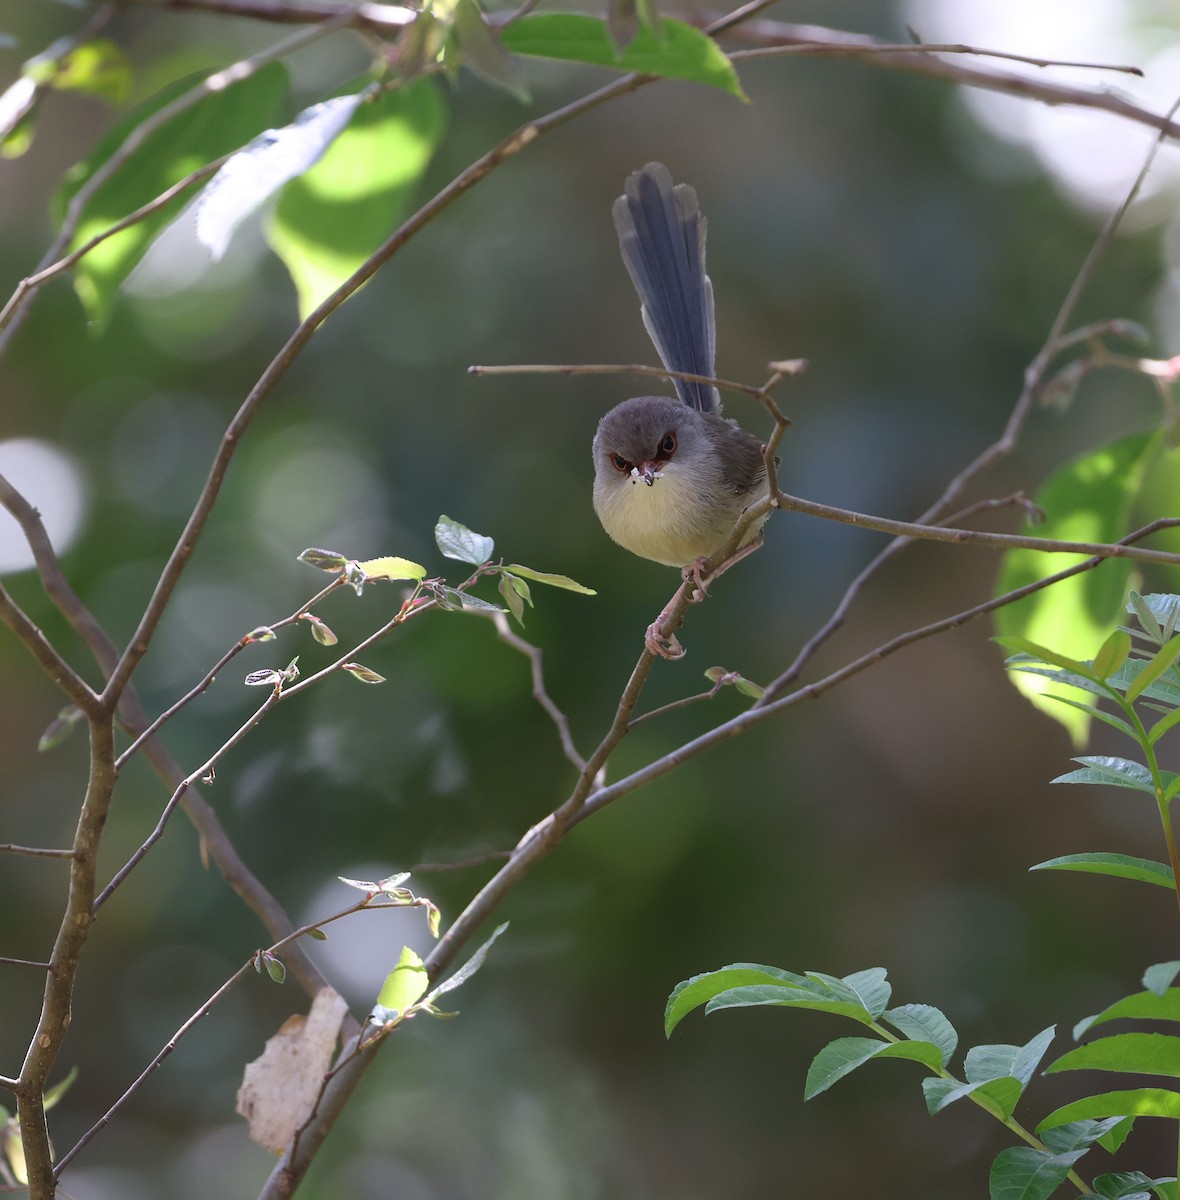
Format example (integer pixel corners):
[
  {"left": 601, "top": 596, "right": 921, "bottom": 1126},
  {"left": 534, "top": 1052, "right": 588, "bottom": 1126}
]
[
  {"left": 611, "top": 453, "right": 630, "bottom": 472},
  {"left": 655, "top": 431, "right": 677, "bottom": 461}
]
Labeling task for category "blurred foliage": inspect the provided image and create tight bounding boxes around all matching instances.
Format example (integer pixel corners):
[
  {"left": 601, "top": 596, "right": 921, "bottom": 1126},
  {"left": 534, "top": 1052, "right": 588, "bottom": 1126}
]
[{"left": 2, "top": 0, "right": 1180, "bottom": 1198}]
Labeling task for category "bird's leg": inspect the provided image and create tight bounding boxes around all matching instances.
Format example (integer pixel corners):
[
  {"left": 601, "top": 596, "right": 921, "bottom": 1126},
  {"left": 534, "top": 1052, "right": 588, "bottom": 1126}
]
[{"left": 684, "top": 533, "right": 764, "bottom": 602}]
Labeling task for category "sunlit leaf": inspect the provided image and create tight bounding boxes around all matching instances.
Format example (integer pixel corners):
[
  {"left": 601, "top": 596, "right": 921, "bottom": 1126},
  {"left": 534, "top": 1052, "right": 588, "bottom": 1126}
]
[
  {"left": 194, "top": 92, "right": 364, "bottom": 261},
  {"left": 1031, "top": 853, "right": 1173, "bottom": 890},
  {"left": 993, "top": 432, "right": 1160, "bottom": 746},
  {"left": 1048, "top": 1032, "right": 1180, "bottom": 1078},
  {"left": 356, "top": 555, "right": 427, "bottom": 582},
  {"left": 375, "top": 945, "right": 429, "bottom": 1016},
  {"left": 1074, "top": 989, "right": 1180, "bottom": 1039},
  {"left": 434, "top": 514, "right": 494, "bottom": 564},
  {"left": 504, "top": 564, "right": 597, "bottom": 594},
  {"left": 424, "top": 922, "right": 507, "bottom": 1004},
  {"left": 501, "top": 14, "right": 747, "bottom": 101},
  {"left": 1038, "top": 1088, "right": 1180, "bottom": 1131},
  {"left": 49, "top": 39, "right": 132, "bottom": 103},
  {"left": 55, "top": 62, "right": 289, "bottom": 324},
  {"left": 267, "top": 79, "right": 446, "bottom": 319}
]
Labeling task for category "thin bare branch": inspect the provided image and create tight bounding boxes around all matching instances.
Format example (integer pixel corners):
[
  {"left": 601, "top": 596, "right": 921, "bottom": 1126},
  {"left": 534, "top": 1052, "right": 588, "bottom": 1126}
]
[
  {"left": 0, "top": 957, "right": 53, "bottom": 970},
  {"left": 0, "top": 583, "right": 99, "bottom": 714},
  {"left": 94, "top": 693, "right": 281, "bottom": 912},
  {"left": 491, "top": 612, "right": 585, "bottom": 771},
  {"left": 468, "top": 361, "right": 784, "bottom": 401},
  {"left": 115, "top": 578, "right": 343, "bottom": 772},
  {"left": 0, "top": 845, "right": 76, "bottom": 859}
]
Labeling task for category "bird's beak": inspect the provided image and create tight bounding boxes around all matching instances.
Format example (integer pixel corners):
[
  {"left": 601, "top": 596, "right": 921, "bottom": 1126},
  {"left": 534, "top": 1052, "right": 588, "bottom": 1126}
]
[{"left": 638, "top": 461, "right": 659, "bottom": 486}]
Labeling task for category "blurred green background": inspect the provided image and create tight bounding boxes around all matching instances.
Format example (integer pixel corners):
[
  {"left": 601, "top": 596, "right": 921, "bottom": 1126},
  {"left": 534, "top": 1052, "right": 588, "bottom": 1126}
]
[{"left": 3, "top": 0, "right": 1180, "bottom": 1196}]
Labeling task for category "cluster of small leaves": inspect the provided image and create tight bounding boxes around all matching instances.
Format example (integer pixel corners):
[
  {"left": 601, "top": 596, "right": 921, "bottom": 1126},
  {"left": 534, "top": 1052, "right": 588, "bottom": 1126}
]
[
  {"left": 703, "top": 666, "right": 765, "bottom": 700},
  {"left": 667, "top": 964, "right": 1180, "bottom": 1199},
  {"left": 244, "top": 655, "right": 300, "bottom": 691},
  {"left": 338, "top": 871, "right": 442, "bottom": 940},
  {"left": 433, "top": 515, "right": 595, "bottom": 627},
  {"left": 253, "top": 948, "right": 287, "bottom": 984}
]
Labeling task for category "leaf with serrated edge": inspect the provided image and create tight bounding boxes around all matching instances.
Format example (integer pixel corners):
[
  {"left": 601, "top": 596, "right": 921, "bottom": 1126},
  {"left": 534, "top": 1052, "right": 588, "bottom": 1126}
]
[
  {"left": 1053, "top": 756, "right": 1155, "bottom": 794},
  {"left": 1074, "top": 990, "right": 1180, "bottom": 1040},
  {"left": 1127, "top": 635, "right": 1180, "bottom": 702},
  {"left": 504, "top": 564, "right": 597, "bottom": 594},
  {"left": 965, "top": 1026, "right": 1054, "bottom": 1087},
  {"left": 1031, "top": 853, "right": 1174, "bottom": 890},
  {"left": 665, "top": 964, "right": 814, "bottom": 1035},
  {"left": 884, "top": 1004, "right": 958, "bottom": 1066},
  {"left": 705, "top": 985, "right": 882, "bottom": 1027},
  {"left": 804, "top": 1036, "right": 942, "bottom": 1100},
  {"left": 1048, "top": 1032, "right": 1180, "bottom": 1078},
  {"left": 435, "top": 515, "right": 494, "bottom": 564},
  {"left": 989, "top": 1146, "right": 1086, "bottom": 1200},
  {"left": 923, "top": 1075, "right": 1023, "bottom": 1120}
]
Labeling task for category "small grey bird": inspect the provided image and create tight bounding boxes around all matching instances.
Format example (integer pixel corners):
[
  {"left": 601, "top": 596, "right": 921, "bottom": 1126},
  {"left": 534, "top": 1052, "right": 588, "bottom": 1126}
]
[{"left": 592, "top": 163, "right": 769, "bottom": 656}]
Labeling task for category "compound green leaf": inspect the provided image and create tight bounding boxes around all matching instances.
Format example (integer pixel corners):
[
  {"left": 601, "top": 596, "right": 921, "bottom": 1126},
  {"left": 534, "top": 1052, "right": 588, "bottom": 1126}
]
[
  {"left": 1038, "top": 1088, "right": 1180, "bottom": 1131},
  {"left": 989, "top": 1146, "right": 1087, "bottom": 1200},
  {"left": 1074, "top": 990, "right": 1180, "bottom": 1040},
  {"left": 1052, "top": 756, "right": 1155, "bottom": 794},
  {"left": 883, "top": 1003, "right": 958, "bottom": 1067},
  {"left": 923, "top": 1075, "right": 1024, "bottom": 1120},
  {"left": 665, "top": 964, "right": 813, "bottom": 1035},
  {"left": 56, "top": 62, "right": 289, "bottom": 324},
  {"left": 993, "top": 432, "right": 1160, "bottom": 746}
]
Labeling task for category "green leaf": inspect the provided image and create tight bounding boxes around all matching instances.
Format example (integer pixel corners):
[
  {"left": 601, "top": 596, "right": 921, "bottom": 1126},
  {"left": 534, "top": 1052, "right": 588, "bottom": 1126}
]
[
  {"left": 1111, "top": 658, "right": 1180, "bottom": 708},
  {"left": 1129, "top": 592, "right": 1174, "bottom": 641},
  {"left": 993, "top": 432, "right": 1161, "bottom": 745},
  {"left": 267, "top": 79, "right": 447, "bottom": 319},
  {"left": 1145, "top": 963, "right": 1180, "bottom": 996},
  {"left": 504, "top": 564, "right": 597, "bottom": 595},
  {"left": 923, "top": 1075, "right": 1024, "bottom": 1120},
  {"left": 883, "top": 1003, "right": 958, "bottom": 1067},
  {"left": 42, "top": 1065, "right": 78, "bottom": 1111},
  {"left": 341, "top": 662, "right": 386, "bottom": 684},
  {"left": 498, "top": 574, "right": 526, "bottom": 625},
  {"left": 50, "top": 39, "right": 132, "bottom": 104},
  {"left": 423, "top": 922, "right": 507, "bottom": 1004},
  {"left": 434, "top": 515, "right": 494, "bottom": 564},
  {"left": 298, "top": 546, "right": 349, "bottom": 571},
  {"left": 375, "top": 945, "right": 429, "bottom": 1016},
  {"left": 356, "top": 555, "right": 428, "bottom": 582},
  {"left": 452, "top": 592, "right": 506, "bottom": 614},
  {"left": 1127, "top": 634, "right": 1180, "bottom": 702},
  {"left": 1052, "top": 756, "right": 1156, "bottom": 794},
  {"left": 1075, "top": 990, "right": 1180, "bottom": 1039},
  {"left": 804, "top": 1036, "right": 943, "bottom": 1100},
  {"left": 449, "top": 0, "right": 529, "bottom": 100},
  {"left": 1031, "top": 853, "right": 1174, "bottom": 890},
  {"left": 56, "top": 62, "right": 289, "bottom": 324},
  {"left": 38, "top": 704, "right": 84, "bottom": 752},
  {"left": 1048, "top": 1032, "right": 1180, "bottom": 1078},
  {"left": 705, "top": 985, "right": 882, "bottom": 1027},
  {"left": 501, "top": 14, "right": 747, "bottom": 100},
  {"left": 1096, "top": 1116, "right": 1137, "bottom": 1155},
  {"left": 263, "top": 951, "right": 286, "bottom": 983},
  {"left": 1148, "top": 704, "right": 1180, "bottom": 745},
  {"left": 1094, "top": 629, "right": 1133, "bottom": 680},
  {"left": 1038, "top": 1088, "right": 1180, "bottom": 1131},
  {"left": 1094, "top": 1171, "right": 1174, "bottom": 1198},
  {"left": 1044, "top": 693, "right": 1137, "bottom": 739},
  {"left": 966, "top": 1027, "right": 1055, "bottom": 1087},
  {"left": 995, "top": 636, "right": 1093, "bottom": 677},
  {"left": 814, "top": 967, "right": 891, "bottom": 1018},
  {"left": 665, "top": 963, "right": 814, "bottom": 1035},
  {"left": 1040, "top": 1118, "right": 1127, "bottom": 1153},
  {"left": 989, "top": 1146, "right": 1087, "bottom": 1200}
]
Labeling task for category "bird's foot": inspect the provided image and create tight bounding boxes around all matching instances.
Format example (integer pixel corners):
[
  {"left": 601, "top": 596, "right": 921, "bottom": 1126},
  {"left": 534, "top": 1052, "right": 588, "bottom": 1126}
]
[{"left": 645, "top": 619, "right": 685, "bottom": 660}]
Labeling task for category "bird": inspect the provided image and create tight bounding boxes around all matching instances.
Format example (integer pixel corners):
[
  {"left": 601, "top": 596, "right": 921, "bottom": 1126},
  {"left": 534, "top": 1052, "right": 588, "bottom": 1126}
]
[{"left": 591, "top": 162, "right": 770, "bottom": 658}]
